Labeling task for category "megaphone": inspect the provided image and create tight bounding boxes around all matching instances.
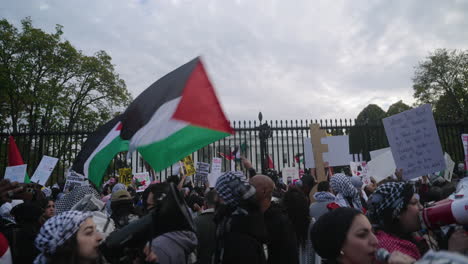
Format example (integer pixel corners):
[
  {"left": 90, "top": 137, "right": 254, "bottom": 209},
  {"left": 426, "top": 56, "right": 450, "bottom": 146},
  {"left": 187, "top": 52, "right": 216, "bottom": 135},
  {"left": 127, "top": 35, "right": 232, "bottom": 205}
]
[
  {"left": 99, "top": 183, "right": 195, "bottom": 263},
  {"left": 420, "top": 195, "right": 468, "bottom": 229}
]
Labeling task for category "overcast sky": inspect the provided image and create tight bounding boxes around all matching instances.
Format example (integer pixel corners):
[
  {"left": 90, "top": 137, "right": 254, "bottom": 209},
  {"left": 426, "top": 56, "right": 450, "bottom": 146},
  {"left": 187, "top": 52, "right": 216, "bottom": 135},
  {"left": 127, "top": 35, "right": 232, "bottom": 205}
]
[{"left": 2, "top": 0, "right": 468, "bottom": 122}]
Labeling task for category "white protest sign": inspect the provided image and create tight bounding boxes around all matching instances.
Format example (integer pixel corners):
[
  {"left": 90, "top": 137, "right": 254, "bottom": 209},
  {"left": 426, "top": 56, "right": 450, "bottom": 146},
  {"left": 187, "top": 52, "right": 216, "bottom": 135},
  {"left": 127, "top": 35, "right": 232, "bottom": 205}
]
[
  {"left": 4, "top": 164, "right": 27, "bottom": 183},
  {"left": 304, "top": 139, "right": 315, "bottom": 168},
  {"left": 370, "top": 147, "right": 391, "bottom": 160},
  {"left": 282, "top": 167, "right": 299, "bottom": 185},
  {"left": 133, "top": 172, "right": 151, "bottom": 192},
  {"left": 195, "top": 162, "right": 210, "bottom": 187},
  {"left": 31, "top": 156, "right": 58, "bottom": 186},
  {"left": 350, "top": 161, "right": 368, "bottom": 177},
  {"left": 443, "top": 153, "right": 455, "bottom": 182},
  {"left": 64, "top": 170, "right": 87, "bottom": 191},
  {"left": 321, "top": 135, "right": 354, "bottom": 167},
  {"left": 383, "top": 104, "right": 445, "bottom": 180},
  {"left": 367, "top": 149, "right": 396, "bottom": 183},
  {"left": 209, "top": 158, "right": 223, "bottom": 187},
  {"left": 462, "top": 134, "right": 468, "bottom": 170}
]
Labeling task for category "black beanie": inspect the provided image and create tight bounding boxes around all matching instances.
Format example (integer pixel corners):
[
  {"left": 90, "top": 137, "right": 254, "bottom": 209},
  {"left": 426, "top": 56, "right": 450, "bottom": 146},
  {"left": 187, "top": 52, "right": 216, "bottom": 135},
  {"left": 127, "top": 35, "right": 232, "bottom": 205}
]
[{"left": 310, "top": 207, "right": 361, "bottom": 260}]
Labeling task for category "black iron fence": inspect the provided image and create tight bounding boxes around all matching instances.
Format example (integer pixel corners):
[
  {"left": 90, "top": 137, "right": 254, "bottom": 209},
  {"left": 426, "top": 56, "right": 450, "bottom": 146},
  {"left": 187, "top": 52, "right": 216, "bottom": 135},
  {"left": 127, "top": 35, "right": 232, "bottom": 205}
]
[{"left": 1, "top": 119, "right": 468, "bottom": 185}]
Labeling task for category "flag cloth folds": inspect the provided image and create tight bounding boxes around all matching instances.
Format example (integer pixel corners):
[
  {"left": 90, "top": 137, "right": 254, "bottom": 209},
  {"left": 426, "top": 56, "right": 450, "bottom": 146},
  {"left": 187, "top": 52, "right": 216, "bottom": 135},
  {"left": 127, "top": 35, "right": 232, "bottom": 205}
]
[
  {"left": 8, "top": 136, "right": 30, "bottom": 183},
  {"left": 120, "top": 57, "right": 234, "bottom": 173},
  {"left": 71, "top": 116, "right": 129, "bottom": 186}
]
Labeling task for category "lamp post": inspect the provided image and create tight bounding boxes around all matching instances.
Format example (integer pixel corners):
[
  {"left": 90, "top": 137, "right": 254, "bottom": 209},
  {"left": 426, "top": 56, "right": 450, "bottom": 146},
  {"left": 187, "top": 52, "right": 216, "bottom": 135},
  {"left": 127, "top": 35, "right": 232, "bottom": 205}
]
[{"left": 258, "top": 112, "right": 272, "bottom": 174}]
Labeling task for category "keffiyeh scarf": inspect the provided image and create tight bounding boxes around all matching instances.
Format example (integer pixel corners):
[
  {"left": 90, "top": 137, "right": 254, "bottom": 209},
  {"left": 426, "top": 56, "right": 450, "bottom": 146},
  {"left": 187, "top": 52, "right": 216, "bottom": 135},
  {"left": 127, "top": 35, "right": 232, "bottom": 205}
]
[
  {"left": 34, "top": 211, "right": 92, "bottom": 264},
  {"left": 313, "top": 191, "right": 336, "bottom": 203},
  {"left": 215, "top": 171, "right": 256, "bottom": 207},
  {"left": 367, "top": 182, "right": 412, "bottom": 226},
  {"left": 55, "top": 186, "right": 100, "bottom": 214},
  {"left": 330, "top": 174, "right": 362, "bottom": 210}
]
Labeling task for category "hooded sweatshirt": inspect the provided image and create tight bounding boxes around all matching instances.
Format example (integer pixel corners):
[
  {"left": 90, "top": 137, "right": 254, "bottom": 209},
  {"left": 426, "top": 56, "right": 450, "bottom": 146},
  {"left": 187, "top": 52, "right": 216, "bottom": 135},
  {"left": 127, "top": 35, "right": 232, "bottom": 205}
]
[{"left": 151, "top": 231, "right": 198, "bottom": 264}]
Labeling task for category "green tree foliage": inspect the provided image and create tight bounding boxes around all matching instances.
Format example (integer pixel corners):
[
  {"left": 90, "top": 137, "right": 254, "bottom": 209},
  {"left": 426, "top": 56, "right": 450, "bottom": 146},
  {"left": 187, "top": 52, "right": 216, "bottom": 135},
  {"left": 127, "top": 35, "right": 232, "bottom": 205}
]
[
  {"left": 356, "top": 104, "right": 386, "bottom": 125},
  {"left": 386, "top": 100, "right": 412, "bottom": 116},
  {"left": 0, "top": 17, "right": 132, "bottom": 133},
  {"left": 413, "top": 49, "right": 468, "bottom": 121}
]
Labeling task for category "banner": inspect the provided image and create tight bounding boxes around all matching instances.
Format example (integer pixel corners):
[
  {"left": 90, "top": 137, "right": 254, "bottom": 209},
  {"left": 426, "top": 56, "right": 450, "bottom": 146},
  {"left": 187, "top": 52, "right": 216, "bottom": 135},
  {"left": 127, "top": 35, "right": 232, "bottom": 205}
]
[
  {"left": 208, "top": 157, "right": 222, "bottom": 187},
  {"left": 195, "top": 162, "right": 210, "bottom": 187},
  {"left": 181, "top": 156, "right": 196, "bottom": 176},
  {"left": 4, "top": 164, "right": 27, "bottom": 183},
  {"left": 383, "top": 104, "right": 445, "bottom": 180},
  {"left": 133, "top": 172, "right": 150, "bottom": 192},
  {"left": 64, "top": 170, "right": 88, "bottom": 191},
  {"left": 31, "top": 155, "right": 59, "bottom": 186}
]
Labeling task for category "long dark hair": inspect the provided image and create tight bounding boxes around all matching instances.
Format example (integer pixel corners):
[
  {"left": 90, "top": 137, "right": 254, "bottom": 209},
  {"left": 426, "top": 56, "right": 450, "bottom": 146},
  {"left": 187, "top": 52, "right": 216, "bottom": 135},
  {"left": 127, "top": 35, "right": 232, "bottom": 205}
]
[
  {"left": 282, "top": 187, "right": 310, "bottom": 246},
  {"left": 47, "top": 233, "right": 102, "bottom": 264}
]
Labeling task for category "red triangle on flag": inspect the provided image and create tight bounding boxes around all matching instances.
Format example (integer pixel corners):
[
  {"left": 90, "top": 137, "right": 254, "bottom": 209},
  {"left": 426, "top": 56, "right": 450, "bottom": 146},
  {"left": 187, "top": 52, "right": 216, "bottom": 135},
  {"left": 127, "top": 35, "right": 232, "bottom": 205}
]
[
  {"left": 172, "top": 59, "right": 234, "bottom": 134},
  {"left": 8, "top": 136, "right": 25, "bottom": 166}
]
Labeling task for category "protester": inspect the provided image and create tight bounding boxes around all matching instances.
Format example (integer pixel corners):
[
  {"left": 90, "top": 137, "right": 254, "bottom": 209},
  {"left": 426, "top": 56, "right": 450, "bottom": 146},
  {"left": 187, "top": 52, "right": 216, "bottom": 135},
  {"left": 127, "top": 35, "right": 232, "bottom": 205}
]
[
  {"left": 194, "top": 189, "right": 218, "bottom": 264},
  {"left": 283, "top": 187, "right": 316, "bottom": 264},
  {"left": 110, "top": 189, "right": 138, "bottom": 229},
  {"left": 367, "top": 182, "right": 424, "bottom": 260},
  {"left": 329, "top": 173, "right": 364, "bottom": 212},
  {"left": 311, "top": 207, "right": 415, "bottom": 264},
  {"left": 250, "top": 175, "right": 299, "bottom": 264},
  {"left": 213, "top": 171, "right": 267, "bottom": 264},
  {"left": 34, "top": 210, "right": 104, "bottom": 263},
  {"left": 40, "top": 198, "right": 55, "bottom": 225},
  {"left": 310, "top": 181, "right": 335, "bottom": 221}
]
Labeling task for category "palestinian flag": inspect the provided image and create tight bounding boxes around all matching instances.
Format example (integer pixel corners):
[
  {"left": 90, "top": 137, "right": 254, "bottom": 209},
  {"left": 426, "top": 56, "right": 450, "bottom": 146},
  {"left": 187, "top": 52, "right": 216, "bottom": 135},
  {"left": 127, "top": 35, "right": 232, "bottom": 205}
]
[
  {"left": 294, "top": 153, "right": 304, "bottom": 164},
  {"left": 120, "top": 57, "right": 234, "bottom": 172},
  {"left": 71, "top": 116, "right": 129, "bottom": 186},
  {"left": 8, "top": 136, "right": 30, "bottom": 183}
]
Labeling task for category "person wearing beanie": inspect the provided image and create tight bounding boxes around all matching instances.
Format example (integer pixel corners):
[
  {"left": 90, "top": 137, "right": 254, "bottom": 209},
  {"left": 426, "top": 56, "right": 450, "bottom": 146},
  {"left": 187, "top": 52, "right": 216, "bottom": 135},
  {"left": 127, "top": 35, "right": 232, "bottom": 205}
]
[
  {"left": 34, "top": 210, "right": 103, "bottom": 264},
  {"left": 213, "top": 171, "right": 268, "bottom": 264}
]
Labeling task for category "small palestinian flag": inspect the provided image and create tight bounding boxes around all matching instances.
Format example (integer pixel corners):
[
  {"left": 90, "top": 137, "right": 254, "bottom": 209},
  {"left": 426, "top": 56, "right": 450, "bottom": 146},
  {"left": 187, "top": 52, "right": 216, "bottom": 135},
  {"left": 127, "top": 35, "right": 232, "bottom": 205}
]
[
  {"left": 8, "top": 136, "right": 30, "bottom": 183},
  {"left": 120, "top": 57, "right": 234, "bottom": 173},
  {"left": 72, "top": 116, "right": 129, "bottom": 186}
]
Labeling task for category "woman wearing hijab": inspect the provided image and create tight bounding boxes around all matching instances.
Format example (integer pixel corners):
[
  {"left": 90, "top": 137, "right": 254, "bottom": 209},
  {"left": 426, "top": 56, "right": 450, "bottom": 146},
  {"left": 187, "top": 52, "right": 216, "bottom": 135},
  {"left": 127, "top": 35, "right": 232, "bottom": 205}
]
[
  {"left": 34, "top": 210, "right": 104, "bottom": 264},
  {"left": 367, "top": 182, "right": 424, "bottom": 260},
  {"left": 329, "top": 174, "right": 364, "bottom": 212},
  {"left": 311, "top": 207, "right": 415, "bottom": 264}
]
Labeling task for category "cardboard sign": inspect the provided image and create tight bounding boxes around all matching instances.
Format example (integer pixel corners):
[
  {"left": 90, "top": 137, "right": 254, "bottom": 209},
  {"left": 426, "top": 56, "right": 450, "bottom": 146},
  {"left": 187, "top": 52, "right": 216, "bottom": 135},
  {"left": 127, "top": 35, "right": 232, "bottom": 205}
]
[
  {"left": 4, "top": 164, "right": 27, "bottom": 183},
  {"left": 31, "top": 156, "right": 58, "bottom": 186},
  {"left": 367, "top": 149, "right": 396, "bottom": 183},
  {"left": 133, "top": 172, "right": 150, "bottom": 192},
  {"left": 195, "top": 162, "right": 210, "bottom": 187},
  {"left": 181, "top": 156, "right": 196, "bottom": 176},
  {"left": 383, "top": 104, "right": 445, "bottom": 180},
  {"left": 282, "top": 167, "right": 299, "bottom": 185},
  {"left": 209, "top": 157, "right": 222, "bottom": 187},
  {"left": 310, "top": 124, "right": 328, "bottom": 182},
  {"left": 64, "top": 170, "right": 88, "bottom": 191}
]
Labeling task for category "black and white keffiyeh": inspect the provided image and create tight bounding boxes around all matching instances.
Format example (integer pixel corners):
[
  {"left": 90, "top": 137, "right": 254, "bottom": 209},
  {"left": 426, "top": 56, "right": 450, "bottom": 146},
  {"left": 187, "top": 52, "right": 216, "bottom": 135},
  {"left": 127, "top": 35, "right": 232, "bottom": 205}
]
[
  {"left": 55, "top": 186, "right": 100, "bottom": 214},
  {"left": 366, "top": 182, "right": 413, "bottom": 226},
  {"left": 313, "top": 191, "right": 336, "bottom": 203},
  {"left": 330, "top": 173, "right": 362, "bottom": 210},
  {"left": 215, "top": 171, "right": 256, "bottom": 207},
  {"left": 34, "top": 211, "right": 92, "bottom": 264}
]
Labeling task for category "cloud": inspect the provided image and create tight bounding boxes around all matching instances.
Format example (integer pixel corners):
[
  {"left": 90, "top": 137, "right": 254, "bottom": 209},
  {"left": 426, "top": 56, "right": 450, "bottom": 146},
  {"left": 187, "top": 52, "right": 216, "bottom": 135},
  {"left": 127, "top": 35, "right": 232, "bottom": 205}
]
[{"left": 1, "top": 0, "right": 468, "bottom": 121}]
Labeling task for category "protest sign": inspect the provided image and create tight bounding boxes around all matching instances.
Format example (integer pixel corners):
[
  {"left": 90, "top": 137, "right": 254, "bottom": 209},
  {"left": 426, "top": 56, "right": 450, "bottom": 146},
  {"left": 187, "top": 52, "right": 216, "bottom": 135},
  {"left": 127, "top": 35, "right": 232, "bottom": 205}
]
[
  {"left": 383, "top": 104, "right": 445, "bottom": 180},
  {"left": 195, "top": 162, "right": 210, "bottom": 187},
  {"left": 181, "top": 156, "right": 196, "bottom": 176},
  {"left": 462, "top": 134, "right": 468, "bottom": 170},
  {"left": 133, "top": 172, "right": 150, "bottom": 192},
  {"left": 4, "top": 164, "right": 27, "bottom": 183},
  {"left": 322, "top": 135, "right": 354, "bottom": 167},
  {"left": 31, "top": 155, "right": 58, "bottom": 186},
  {"left": 310, "top": 124, "right": 328, "bottom": 182},
  {"left": 118, "top": 168, "right": 132, "bottom": 186},
  {"left": 304, "top": 139, "right": 315, "bottom": 169},
  {"left": 208, "top": 157, "right": 222, "bottom": 187},
  {"left": 370, "top": 147, "right": 391, "bottom": 160},
  {"left": 443, "top": 153, "right": 455, "bottom": 182},
  {"left": 282, "top": 167, "right": 299, "bottom": 185},
  {"left": 367, "top": 149, "right": 396, "bottom": 183},
  {"left": 64, "top": 170, "right": 87, "bottom": 191}
]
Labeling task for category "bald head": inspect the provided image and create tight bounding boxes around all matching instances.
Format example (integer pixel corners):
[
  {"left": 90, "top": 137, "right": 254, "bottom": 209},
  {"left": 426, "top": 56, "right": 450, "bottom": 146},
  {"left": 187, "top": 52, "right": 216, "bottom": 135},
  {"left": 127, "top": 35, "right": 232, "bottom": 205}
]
[{"left": 250, "top": 175, "right": 275, "bottom": 212}]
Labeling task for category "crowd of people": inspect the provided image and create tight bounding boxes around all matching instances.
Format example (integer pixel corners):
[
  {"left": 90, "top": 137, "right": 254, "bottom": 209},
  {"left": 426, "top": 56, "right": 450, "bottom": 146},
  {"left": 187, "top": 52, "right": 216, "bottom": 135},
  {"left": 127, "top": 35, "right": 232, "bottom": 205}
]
[{"left": 0, "top": 156, "right": 467, "bottom": 264}]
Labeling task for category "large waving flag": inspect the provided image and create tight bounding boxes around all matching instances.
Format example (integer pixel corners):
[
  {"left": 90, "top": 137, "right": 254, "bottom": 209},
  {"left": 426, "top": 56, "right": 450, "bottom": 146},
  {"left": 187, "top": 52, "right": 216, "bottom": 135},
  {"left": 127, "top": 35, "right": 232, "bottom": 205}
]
[
  {"left": 8, "top": 136, "right": 30, "bottom": 183},
  {"left": 72, "top": 116, "right": 129, "bottom": 186},
  {"left": 120, "top": 57, "right": 234, "bottom": 172}
]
